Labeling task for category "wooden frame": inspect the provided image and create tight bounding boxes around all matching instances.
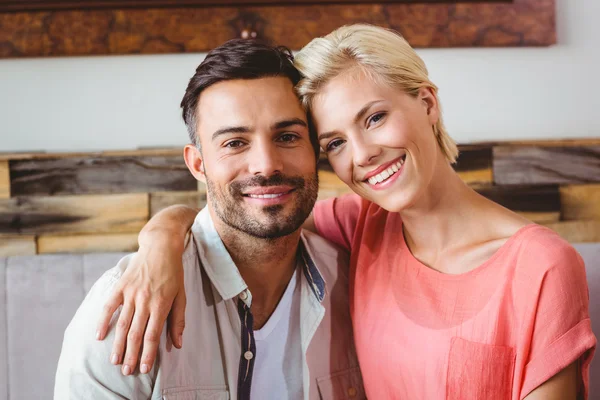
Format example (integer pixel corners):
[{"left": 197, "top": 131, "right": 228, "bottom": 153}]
[{"left": 0, "top": 0, "right": 555, "bottom": 58}]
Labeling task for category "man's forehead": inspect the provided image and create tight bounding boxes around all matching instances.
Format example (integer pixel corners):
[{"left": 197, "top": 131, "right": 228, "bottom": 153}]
[{"left": 197, "top": 77, "right": 307, "bottom": 126}]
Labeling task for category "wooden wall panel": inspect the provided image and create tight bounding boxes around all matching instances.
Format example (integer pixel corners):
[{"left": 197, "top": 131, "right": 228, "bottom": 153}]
[
  {"left": 453, "top": 146, "right": 493, "bottom": 186},
  {"left": 560, "top": 184, "right": 600, "bottom": 221},
  {"left": 493, "top": 146, "right": 600, "bottom": 186},
  {"left": 0, "top": 160, "right": 9, "bottom": 199},
  {"left": 543, "top": 221, "right": 600, "bottom": 244},
  {"left": 10, "top": 156, "right": 196, "bottom": 196},
  {"left": 476, "top": 185, "right": 561, "bottom": 224},
  {"left": 37, "top": 233, "right": 139, "bottom": 253},
  {"left": 0, "top": 0, "right": 556, "bottom": 58},
  {"left": 0, "top": 193, "right": 149, "bottom": 234},
  {"left": 150, "top": 191, "right": 207, "bottom": 217},
  {"left": 0, "top": 235, "right": 36, "bottom": 256}
]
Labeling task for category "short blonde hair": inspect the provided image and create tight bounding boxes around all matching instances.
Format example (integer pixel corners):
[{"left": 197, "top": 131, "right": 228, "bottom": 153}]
[{"left": 294, "top": 24, "right": 458, "bottom": 163}]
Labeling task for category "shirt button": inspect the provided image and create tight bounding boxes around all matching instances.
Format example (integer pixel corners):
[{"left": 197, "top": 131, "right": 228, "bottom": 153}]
[
  {"left": 348, "top": 387, "right": 357, "bottom": 397},
  {"left": 239, "top": 291, "right": 248, "bottom": 301},
  {"left": 244, "top": 351, "right": 254, "bottom": 360}
]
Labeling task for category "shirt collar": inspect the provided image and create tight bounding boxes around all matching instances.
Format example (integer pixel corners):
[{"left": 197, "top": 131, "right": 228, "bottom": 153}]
[{"left": 191, "top": 207, "right": 326, "bottom": 305}]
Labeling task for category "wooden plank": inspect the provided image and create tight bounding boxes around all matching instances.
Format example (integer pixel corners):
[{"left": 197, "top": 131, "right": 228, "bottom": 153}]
[
  {"left": 543, "top": 221, "right": 600, "bottom": 243},
  {"left": 0, "top": 147, "right": 182, "bottom": 161},
  {"left": 0, "top": 0, "right": 555, "bottom": 58},
  {"left": 454, "top": 146, "right": 493, "bottom": 186},
  {"left": 10, "top": 155, "right": 196, "bottom": 196},
  {"left": 493, "top": 145, "right": 600, "bottom": 186},
  {"left": 476, "top": 185, "right": 561, "bottom": 224},
  {"left": 150, "top": 191, "right": 207, "bottom": 217},
  {"left": 0, "top": 235, "right": 37, "bottom": 256},
  {"left": 0, "top": 160, "right": 9, "bottom": 199},
  {"left": 559, "top": 184, "right": 600, "bottom": 221},
  {"left": 37, "top": 233, "right": 139, "bottom": 254},
  {"left": 0, "top": 193, "right": 149, "bottom": 234}
]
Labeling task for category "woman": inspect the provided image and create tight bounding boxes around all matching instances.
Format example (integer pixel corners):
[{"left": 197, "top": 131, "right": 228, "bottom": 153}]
[{"left": 96, "top": 25, "right": 595, "bottom": 398}]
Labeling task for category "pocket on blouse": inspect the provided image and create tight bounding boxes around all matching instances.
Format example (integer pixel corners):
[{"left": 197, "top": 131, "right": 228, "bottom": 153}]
[
  {"left": 162, "top": 386, "right": 230, "bottom": 400},
  {"left": 317, "top": 366, "right": 366, "bottom": 400},
  {"left": 446, "top": 337, "right": 515, "bottom": 400}
]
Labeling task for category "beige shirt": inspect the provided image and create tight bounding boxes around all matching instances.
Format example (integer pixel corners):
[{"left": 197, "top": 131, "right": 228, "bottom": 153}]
[{"left": 54, "top": 207, "right": 364, "bottom": 400}]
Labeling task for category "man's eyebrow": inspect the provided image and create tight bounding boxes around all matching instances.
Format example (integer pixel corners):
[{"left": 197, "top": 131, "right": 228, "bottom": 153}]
[
  {"left": 318, "top": 100, "right": 385, "bottom": 141},
  {"left": 211, "top": 126, "right": 251, "bottom": 141},
  {"left": 272, "top": 118, "right": 308, "bottom": 130}
]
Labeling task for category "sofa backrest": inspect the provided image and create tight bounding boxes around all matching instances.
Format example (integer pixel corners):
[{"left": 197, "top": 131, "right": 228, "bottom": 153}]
[{"left": 0, "top": 246, "right": 598, "bottom": 399}]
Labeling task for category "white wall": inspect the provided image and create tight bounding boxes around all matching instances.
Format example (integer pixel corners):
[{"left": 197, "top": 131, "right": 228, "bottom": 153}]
[{"left": 0, "top": 0, "right": 598, "bottom": 152}]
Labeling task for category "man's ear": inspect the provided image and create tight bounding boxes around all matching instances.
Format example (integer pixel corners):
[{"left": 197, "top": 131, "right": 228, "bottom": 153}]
[{"left": 183, "top": 144, "right": 206, "bottom": 184}]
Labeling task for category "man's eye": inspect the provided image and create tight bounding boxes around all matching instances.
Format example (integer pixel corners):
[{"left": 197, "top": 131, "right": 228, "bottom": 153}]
[
  {"left": 278, "top": 133, "right": 299, "bottom": 143},
  {"left": 225, "top": 140, "right": 245, "bottom": 148},
  {"left": 326, "top": 139, "right": 345, "bottom": 152},
  {"left": 367, "top": 112, "right": 386, "bottom": 128}
]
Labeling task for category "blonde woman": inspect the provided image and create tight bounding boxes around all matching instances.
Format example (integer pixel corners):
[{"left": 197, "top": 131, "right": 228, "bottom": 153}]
[{"left": 96, "top": 25, "right": 595, "bottom": 399}]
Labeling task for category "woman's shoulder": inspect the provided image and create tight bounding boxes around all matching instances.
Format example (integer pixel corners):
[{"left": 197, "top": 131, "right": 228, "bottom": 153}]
[{"left": 508, "top": 224, "right": 584, "bottom": 279}]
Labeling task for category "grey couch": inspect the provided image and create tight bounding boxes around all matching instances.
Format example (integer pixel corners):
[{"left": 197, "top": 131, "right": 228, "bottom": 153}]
[{"left": 0, "top": 246, "right": 598, "bottom": 400}]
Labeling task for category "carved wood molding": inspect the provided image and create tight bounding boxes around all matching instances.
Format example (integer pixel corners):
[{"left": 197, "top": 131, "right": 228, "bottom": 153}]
[{"left": 0, "top": 0, "right": 555, "bottom": 58}]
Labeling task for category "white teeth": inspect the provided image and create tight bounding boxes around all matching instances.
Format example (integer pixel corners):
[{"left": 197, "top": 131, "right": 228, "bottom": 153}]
[
  {"left": 248, "top": 193, "right": 283, "bottom": 199},
  {"left": 366, "top": 159, "right": 404, "bottom": 186}
]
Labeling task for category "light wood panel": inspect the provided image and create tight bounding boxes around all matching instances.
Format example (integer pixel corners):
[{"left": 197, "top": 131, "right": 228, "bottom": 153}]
[
  {"left": 543, "top": 221, "right": 600, "bottom": 243},
  {"left": 0, "top": 193, "right": 149, "bottom": 234},
  {"left": 560, "top": 184, "right": 600, "bottom": 221},
  {"left": 0, "top": 160, "right": 9, "bottom": 199},
  {"left": 0, "top": 235, "right": 36, "bottom": 256},
  {"left": 37, "top": 233, "right": 139, "bottom": 254},
  {"left": 150, "top": 191, "right": 207, "bottom": 217}
]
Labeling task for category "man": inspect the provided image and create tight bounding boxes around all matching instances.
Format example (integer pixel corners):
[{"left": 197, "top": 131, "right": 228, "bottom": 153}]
[{"left": 54, "top": 39, "right": 363, "bottom": 399}]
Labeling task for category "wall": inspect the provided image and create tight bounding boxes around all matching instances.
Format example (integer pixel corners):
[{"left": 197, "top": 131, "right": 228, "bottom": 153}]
[{"left": 0, "top": 0, "right": 598, "bottom": 152}]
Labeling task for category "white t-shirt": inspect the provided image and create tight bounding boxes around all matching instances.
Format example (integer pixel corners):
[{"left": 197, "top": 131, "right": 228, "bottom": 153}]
[{"left": 250, "top": 267, "right": 303, "bottom": 400}]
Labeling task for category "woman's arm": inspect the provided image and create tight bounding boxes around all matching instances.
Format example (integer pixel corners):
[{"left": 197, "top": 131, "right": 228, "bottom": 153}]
[
  {"left": 95, "top": 205, "right": 198, "bottom": 375},
  {"left": 523, "top": 361, "right": 578, "bottom": 400}
]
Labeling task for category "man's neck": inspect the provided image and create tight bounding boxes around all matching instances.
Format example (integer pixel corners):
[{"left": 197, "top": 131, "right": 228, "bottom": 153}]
[{"left": 210, "top": 210, "right": 301, "bottom": 329}]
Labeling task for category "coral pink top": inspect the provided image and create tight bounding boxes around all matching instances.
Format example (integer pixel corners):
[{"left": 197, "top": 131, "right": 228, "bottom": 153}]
[{"left": 313, "top": 194, "right": 596, "bottom": 399}]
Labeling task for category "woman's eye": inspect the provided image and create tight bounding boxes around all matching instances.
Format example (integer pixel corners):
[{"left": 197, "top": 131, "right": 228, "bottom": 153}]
[
  {"left": 326, "top": 139, "right": 345, "bottom": 152},
  {"left": 225, "top": 140, "right": 245, "bottom": 148},
  {"left": 367, "top": 112, "right": 386, "bottom": 128}
]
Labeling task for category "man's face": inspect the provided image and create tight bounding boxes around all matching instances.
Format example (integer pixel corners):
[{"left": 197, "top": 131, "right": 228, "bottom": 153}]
[{"left": 194, "top": 76, "right": 318, "bottom": 239}]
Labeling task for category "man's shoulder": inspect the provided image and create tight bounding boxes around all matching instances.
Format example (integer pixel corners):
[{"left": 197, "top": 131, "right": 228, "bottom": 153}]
[{"left": 301, "top": 229, "right": 350, "bottom": 283}]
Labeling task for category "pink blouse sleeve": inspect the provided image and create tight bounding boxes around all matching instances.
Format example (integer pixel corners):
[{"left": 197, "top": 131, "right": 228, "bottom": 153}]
[
  {"left": 520, "top": 242, "right": 596, "bottom": 399},
  {"left": 312, "top": 193, "right": 363, "bottom": 252}
]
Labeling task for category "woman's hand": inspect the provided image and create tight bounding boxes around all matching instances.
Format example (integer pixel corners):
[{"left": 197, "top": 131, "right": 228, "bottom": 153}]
[{"left": 95, "top": 205, "right": 198, "bottom": 375}]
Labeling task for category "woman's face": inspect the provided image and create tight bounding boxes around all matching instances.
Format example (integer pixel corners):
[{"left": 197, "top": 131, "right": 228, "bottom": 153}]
[{"left": 311, "top": 69, "right": 443, "bottom": 212}]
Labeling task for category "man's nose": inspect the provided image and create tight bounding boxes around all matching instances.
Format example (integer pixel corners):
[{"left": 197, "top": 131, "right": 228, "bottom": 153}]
[{"left": 247, "top": 139, "right": 284, "bottom": 176}]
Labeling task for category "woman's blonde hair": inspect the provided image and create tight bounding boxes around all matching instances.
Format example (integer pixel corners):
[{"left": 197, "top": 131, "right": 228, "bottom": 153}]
[{"left": 294, "top": 24, "right": 458, "bottom": 163}]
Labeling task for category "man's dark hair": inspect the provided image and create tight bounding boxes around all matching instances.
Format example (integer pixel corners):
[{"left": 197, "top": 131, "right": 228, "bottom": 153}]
[{"left": 180, "top": 39, "right": 319, "bottom": 158}]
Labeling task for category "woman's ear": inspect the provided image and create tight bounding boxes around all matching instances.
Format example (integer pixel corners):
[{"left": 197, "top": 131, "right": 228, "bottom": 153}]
[
  {"left": 183, "top": 144, "right": 206, "bottom": 184},
  {"left": 419, "top": 87, "right": 440, "bottom": 126}
]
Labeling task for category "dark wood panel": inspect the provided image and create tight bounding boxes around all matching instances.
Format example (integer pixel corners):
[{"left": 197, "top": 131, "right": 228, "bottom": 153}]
[
  {"left": 0, "top": 0, "right": 509, "bottom": 12},
  {"left": 476, "top": 185, "right": 560, "bottom": 223},
  {"left": 453, "top": 145, "right": 493, "bottom": 186},
  {"left": 0, "top": 0, "right": 555, "bottom": 58},
  {"left": 10, "top": 156, "right": 196, "bottom": 196},
  {"left": 0, "top": 193, "right": 148, "bottom": 234},
  {"left": 493, "top": 146, "right": 600, "bottom": 186}
]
